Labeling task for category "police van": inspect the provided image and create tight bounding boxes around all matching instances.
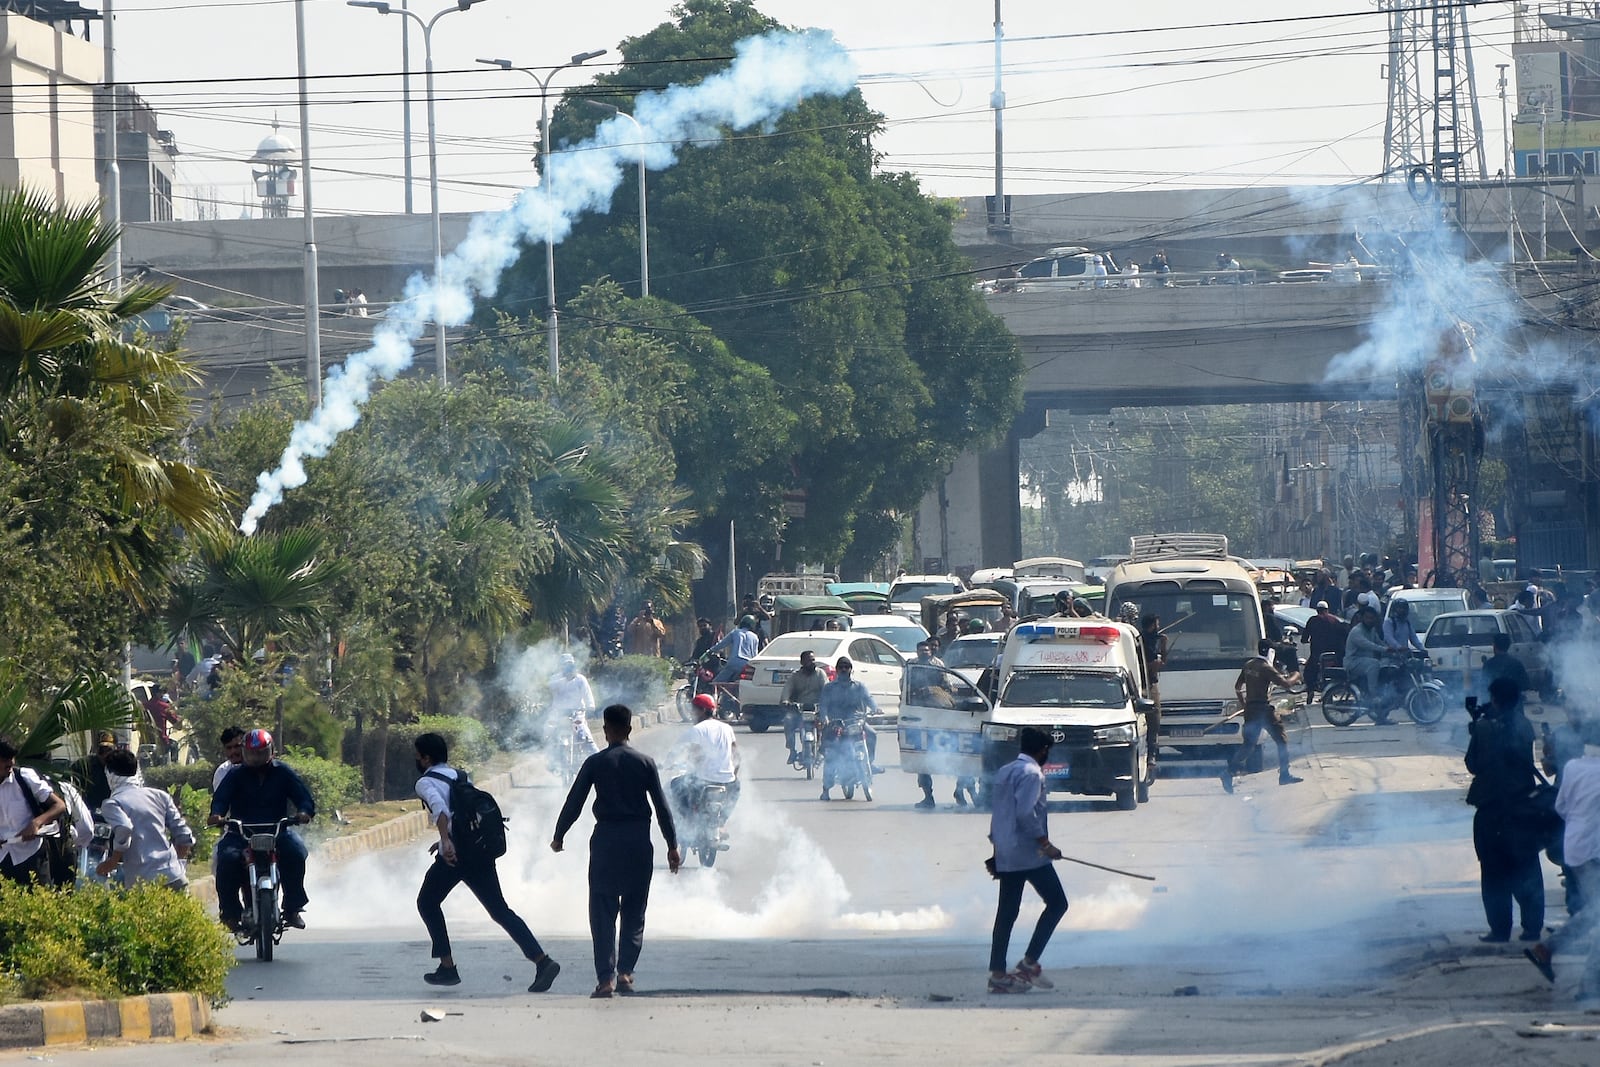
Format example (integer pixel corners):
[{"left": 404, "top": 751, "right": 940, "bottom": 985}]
[{"left": 896, "top": 618, "right": 1155, "bottom": 810}]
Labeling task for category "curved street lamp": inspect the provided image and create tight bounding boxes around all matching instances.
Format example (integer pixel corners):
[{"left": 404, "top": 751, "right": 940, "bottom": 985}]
[
  {"left": 478, "top": 50, "right": 608, "bottom": 384},
  {"left": 348, "top": 0, "right": 491, "bottom": 385}
]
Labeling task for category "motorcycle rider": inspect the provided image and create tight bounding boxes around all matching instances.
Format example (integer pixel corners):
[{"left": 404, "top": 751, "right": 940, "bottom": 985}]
[
  {"left": 1382, "top": 599, "right": 1425, "bottom": 655},
  {"left": 705, "top": 615, "right": 761, "bottom": 686},
  {"left": 671, "top": 693, "right": 740, "bottom": 825},
  {"left": 208, "top": 729, "right": 314, "bottom": 931},
  {"left": 817, "top": 657, "right": 882, "bottom": 800},
  {"left": 548, "top": 654, "right": 599, "bottom": 763},
  {"left": 1343, "top": 604, "right": 1387, "bottom": 703},
  {"left": 1301, "top": 601, "right": 1348, "bottom": 702},
  {"left": 780, "top": 650, "right": 827, "bottom": 765}
]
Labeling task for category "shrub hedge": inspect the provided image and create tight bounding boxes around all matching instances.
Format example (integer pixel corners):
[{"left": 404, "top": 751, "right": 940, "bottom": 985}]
[
  {"left": 0, "top": 881, "right": 233, "bottom": 1002},
  {"left": 591, "top": 655, "right": 675, "bottom": 710},
  {"left": 144, "top": 761, "right": 217, "bottom": 796},
  {"left": 279, "top": 747, "right": 363, "bottom": 813},
  {"left": 380, "top": 716, "right": 494, "bottom": 800}
]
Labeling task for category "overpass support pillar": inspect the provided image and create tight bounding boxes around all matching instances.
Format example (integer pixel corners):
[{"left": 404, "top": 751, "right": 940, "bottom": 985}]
[{"left": 913, "top": 407, "right": 1044, "bottom": 574}]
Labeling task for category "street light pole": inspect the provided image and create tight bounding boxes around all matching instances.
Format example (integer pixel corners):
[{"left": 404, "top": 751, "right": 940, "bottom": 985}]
[
  {"left": 480, "top": 50, "right": 607, "bottom": 384},
  {"left": 1497, "top": 63, "right": 1513, "bottom": 266},
  {"left": 402, "top": 0, "right": 414, "bottom": 215},
  {"left": 295, "top": 0, "right": 322, "bottom": 407},
  {"left": 349, "top": 0, "right": 490, "bottom": 386},
  {"left": 583, "top": 99, "right": 647, "bottom": 297}
]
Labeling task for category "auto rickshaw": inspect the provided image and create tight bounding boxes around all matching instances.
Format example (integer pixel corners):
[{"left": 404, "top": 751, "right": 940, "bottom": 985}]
[
  {"left": 770, "top": 594, "right": 854, "bottom": 637},
  {"left": 827, "top": 582, "right": 891, "bottom": 615},
  {"left": 920, "top": 589, "right": 1010, "bottom": 642}
]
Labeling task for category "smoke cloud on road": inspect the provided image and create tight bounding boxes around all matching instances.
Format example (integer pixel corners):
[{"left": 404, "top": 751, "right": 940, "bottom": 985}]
[{"left": 240, "top": 30, "right": 857, "bottom": 534}]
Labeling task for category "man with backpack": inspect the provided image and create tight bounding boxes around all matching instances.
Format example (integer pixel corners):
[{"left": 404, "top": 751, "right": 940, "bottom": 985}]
[
  {"left": 0, "top": 735, "right": 68, "bottom": 888},
  {"left": 413, "top": 732, "right": 561, "bottom": 992}
]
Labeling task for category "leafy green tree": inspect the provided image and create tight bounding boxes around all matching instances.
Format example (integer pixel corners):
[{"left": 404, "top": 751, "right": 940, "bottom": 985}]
[
  {"left": 0, "top": 667, "right": 141, "bottom": 766},
  {"left": 493, "top": 0, "right": 1021, "bottom": 574},
  {"left": 0, "top": 188, "right": 231, "bottom": 684}
]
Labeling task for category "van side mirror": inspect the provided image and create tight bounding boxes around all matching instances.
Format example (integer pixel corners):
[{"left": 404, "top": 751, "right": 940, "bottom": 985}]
[{"left": 1136, "top": 698, "right": 1156, "bottom": 713}]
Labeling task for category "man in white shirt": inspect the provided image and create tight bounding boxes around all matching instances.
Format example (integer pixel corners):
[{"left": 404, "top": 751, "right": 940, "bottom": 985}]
[
  {"left": 548, "top": 655, "right": 598, "bottom": 759},
  {"left": 96, "top": 748, "right": 194, "bottom": 890},
  {"left": 673, "top": 693, "right": 741, "bottom": 816},
  {"left": 413, "top": 731, "right": 560, "bottom": 992},
  {"left": 1526, "top": 754, "right": 1600, "bottom": 996},
  {"left": 0, "top": 736, "right": 67, "bottom": 888}
]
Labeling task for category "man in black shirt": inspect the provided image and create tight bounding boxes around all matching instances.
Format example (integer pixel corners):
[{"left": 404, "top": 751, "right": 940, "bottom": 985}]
[
  {"left": 552, "top": 704, "right": 681, "bottom": 998},
  {"left": 1465, "top": 677, "right": 1542, "bottom": 941}
]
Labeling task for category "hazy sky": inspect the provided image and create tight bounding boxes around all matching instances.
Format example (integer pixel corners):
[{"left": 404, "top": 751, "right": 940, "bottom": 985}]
[{"left": 105, "top": 0, "right": 1526, "bottom": 219}]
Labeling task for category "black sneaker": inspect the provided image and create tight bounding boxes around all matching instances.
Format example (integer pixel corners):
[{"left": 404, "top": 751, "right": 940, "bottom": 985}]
[
  {"left": 529, "top": 957, "right": 561, "bottom": 993},
  {"left": 283, "top": 911, "right": 306, "bottom": 929},
  {"left": 914, "top": 796, "right": 935, "bottom": 810},
  {"left": 1278, "top": 774, "right": 1304, "bottom": 785},
  {"left": 1220, "top": 768, "right": 1234, "bottom": 794},
  {"left": 424, "top": 965, "right": 462, "bottom": 986}
]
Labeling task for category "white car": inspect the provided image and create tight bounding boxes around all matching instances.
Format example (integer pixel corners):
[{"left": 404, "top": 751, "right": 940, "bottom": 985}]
[
  {"left": 737, "top": 632, "right": 905, "bottom": 731},
  {"left": 848, "top": 616, "right": 930, "bottom": 660},
  {"left": 938, "top": 633, "right": 1004, "bottom": 686},
  {"left": 1385, "top": 588, "right": 1473, "bottom": 635}
]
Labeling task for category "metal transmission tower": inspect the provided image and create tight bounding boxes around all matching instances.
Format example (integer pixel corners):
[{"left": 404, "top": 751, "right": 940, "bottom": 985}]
[{"left": 1381, "top": 0, "right": 1488, "bottom": 191}]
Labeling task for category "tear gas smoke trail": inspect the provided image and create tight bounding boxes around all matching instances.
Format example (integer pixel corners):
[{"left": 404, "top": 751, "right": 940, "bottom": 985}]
[{"left": 239, "top": 31, "right": 858, "bottom": 534}]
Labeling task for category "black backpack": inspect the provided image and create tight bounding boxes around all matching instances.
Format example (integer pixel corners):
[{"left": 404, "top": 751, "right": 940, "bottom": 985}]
[{"left": 425, "top": 770, "right": 507, "bottom": 861}]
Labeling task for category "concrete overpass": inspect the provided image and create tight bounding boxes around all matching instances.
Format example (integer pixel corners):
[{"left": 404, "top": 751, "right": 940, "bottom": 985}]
[{"left": 913, "top": 266, "right": 1600, "bottom": 573}]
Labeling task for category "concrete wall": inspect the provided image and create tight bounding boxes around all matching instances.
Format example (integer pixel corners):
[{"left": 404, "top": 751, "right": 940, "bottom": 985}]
[
  {"left": 123, "top": 213, "right": 479, "bottom": 307},
  {"left": 0, "top": 13, "right": 101, "bottom": 207}
]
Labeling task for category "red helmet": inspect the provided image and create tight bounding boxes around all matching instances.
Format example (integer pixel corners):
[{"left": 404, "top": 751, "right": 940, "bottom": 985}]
[
  {"left": 243, "top": 728, "right": 273, "bottom": 751},
  {"left": 692, "top": 694, "right": 718, "bottom": 714}
]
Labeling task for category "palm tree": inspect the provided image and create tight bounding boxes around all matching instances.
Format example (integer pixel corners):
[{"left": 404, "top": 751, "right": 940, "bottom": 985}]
[
  {"left": 162, "top": 527, "right": 347, "bottom": 666},
  {"left": 0, "top": 186, "right": 232, "bottom": 609},
  {"left": 0, "top": 667, "right": 140, "bottom": 766}
]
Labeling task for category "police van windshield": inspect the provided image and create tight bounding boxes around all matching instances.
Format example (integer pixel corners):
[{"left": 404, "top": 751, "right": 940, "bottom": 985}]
[
  {"left": 1110, "top": 583, "right": 1261, "bottom": 669},
  {"left": 999, "top": 671, "right": 1126, "bottom": 708}
]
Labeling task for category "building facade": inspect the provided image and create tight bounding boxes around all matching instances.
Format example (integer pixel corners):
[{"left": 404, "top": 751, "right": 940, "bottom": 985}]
[{"left": 0, "top": 5, "right": 102, "bottom": 206}]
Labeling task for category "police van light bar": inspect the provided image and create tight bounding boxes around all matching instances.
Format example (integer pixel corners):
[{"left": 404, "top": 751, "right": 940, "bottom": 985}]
[{"left": 1012, "top": 622, "right": 1121, "bottom": 644}]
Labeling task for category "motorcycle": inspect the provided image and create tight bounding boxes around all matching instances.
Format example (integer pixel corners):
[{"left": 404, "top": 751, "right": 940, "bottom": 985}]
[
  {"left": 77, "top": 823, "right": 116, "bottom": 886},
  {"left": 223, "top": 817, "right": 296, "bottom": 961},
  {"left": 820, "top": 718, "right": 874, "bottom": 801},
  {"left": 785, "top": 703, "right": 820, "bottom": 779},
  {"left": 1319, "top": 650, "right": 1447, "bottom": 727},
  {"left": 674, "top": 777, "right": 733, "bottom": 868},
  {"left": 542, "top": 714, "right": 585, "bottom": 787}
]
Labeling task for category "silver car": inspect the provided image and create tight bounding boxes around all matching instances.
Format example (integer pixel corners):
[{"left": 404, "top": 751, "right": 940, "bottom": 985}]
[{"left": 1422, "top": 610, "right": 1553, "bottom": 699}]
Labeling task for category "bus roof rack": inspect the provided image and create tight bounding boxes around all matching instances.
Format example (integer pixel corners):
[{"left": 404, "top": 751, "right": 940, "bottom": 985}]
[{"left": 1126, "top": 534, "right": 1230, "bottom": 562}]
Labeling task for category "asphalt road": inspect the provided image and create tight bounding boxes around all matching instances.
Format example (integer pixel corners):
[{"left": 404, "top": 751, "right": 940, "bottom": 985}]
[{"left": 13, "top": 703, "right": 1600, "bottom": 1066}]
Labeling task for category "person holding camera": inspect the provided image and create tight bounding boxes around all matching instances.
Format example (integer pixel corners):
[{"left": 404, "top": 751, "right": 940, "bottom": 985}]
[{"left": 1465, "top": 677, "right": 1543, "bottom": 943}]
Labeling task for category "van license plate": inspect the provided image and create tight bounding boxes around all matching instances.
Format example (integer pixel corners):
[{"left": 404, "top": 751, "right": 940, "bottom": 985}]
[{"left": 1171, "top": 726, "right": 1208, "bottom": 737}]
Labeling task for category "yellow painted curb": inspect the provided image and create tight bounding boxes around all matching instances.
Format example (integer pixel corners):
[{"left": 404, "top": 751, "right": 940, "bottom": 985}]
[
  {"left": 0, "top": 994, "right": 210, "bottom": 1049},
  {"left": 39, "top": 1003, "right": 86, "bottom": 1046}
]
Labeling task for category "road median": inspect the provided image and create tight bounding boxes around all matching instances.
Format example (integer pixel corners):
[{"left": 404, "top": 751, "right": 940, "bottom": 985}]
[{"left": 0, "top": 992, "right": 210, "bottom": 1049}]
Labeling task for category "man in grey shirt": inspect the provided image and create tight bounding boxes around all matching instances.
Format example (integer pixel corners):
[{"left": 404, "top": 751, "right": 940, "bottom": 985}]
[
  {"left": 987, "top": 726, "right": 1068, "bottom": 995},
  {"left": 96, "top": 749, "right": 193, "bottom": 889}
]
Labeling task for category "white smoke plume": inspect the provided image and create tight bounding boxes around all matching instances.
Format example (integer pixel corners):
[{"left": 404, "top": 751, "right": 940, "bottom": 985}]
[{"left": 240, "top": 30, "right": 857, "bottom": 534}]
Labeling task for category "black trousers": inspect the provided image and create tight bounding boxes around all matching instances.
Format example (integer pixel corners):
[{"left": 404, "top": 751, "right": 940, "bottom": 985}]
[
  {"left": 417, "top": 855, "right": 544, "bottom": 961},
  {"left": 0, "top": 847, "right": 53, "bottom": 888},
  {"left": 1473, "top": 807, "right": 1545, "bottom": 938},
  {"left": 989, "top": 863, "right": 1068, "bottom": 972},
  {"left": 589, "top": 822, "right": 655, "bottom": 983},
  {"left": 1228, "top": 704, "right": 1291, "bottom": 778}
]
